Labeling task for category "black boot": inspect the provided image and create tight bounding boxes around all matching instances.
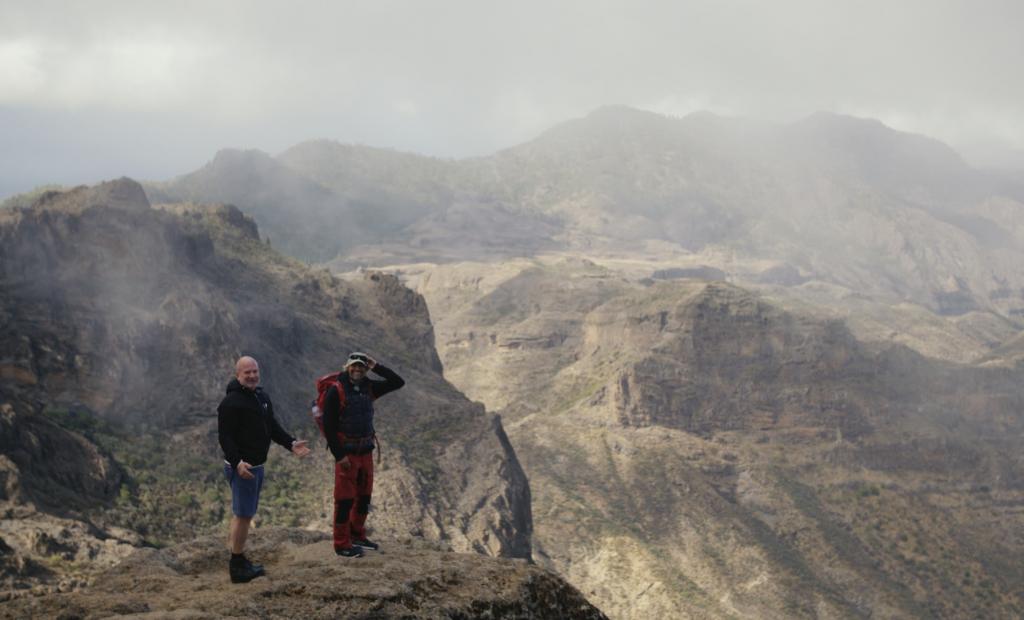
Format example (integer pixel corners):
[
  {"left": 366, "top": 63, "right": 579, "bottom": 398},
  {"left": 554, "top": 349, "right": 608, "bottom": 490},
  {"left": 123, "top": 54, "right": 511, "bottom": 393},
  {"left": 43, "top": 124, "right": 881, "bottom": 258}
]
[{"left": 229, "top": 554, "right": 264, "bottom": 583}]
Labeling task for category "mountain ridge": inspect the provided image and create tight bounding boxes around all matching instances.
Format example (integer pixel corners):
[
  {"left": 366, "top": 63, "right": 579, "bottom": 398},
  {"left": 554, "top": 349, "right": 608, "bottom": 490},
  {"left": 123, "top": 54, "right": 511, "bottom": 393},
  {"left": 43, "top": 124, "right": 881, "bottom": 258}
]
[
  {"left": 0, "top": 179, "right": 532, "bottom": 597},
  {"left": 146, "top": 106, "right": 1024, "bottom": 320}
]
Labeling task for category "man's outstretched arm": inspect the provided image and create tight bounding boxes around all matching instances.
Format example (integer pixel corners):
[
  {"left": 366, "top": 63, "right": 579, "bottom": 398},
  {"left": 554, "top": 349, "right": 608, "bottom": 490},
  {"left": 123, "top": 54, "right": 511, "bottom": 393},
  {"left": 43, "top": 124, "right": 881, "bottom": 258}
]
[
  {"left": 265, "top": 397, "right": 308, "bottom": 456},
  {"left": 267, "top": 405, "right": 296, "bottom": 450}
]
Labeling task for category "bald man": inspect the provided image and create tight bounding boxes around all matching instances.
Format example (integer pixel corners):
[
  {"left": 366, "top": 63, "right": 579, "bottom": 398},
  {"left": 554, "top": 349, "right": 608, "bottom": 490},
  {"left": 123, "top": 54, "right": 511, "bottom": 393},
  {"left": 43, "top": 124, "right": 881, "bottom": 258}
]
[{"left": 217, "top": 356, "right": 310, "bottom": 583}]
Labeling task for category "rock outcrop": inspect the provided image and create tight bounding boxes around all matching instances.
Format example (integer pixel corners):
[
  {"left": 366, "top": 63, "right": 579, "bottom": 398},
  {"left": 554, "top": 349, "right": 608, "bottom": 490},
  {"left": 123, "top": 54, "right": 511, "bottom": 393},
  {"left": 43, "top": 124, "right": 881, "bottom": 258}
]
[
  {"left": 0, "top": 504, "right": 141, "bottom": 601},
  {"left": 29, "top": 177, "right": 151, "bottom": 214},
  {"left": 0, "top": 528, "right": 605, "bottom": 619}
]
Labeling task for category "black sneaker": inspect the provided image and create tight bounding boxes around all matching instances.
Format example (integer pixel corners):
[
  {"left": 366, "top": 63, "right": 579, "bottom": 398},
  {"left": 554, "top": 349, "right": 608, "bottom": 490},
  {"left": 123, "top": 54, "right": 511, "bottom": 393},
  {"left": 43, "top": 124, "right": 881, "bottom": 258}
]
[
  {"left": 352, "top": 538, "right": 379, "bottom": 551},
  {"left": 335, "top": 546, "right": 364, "bottom": 558},
  {"left": 229, "top": 560, "right": 264, "bottom": 583}
]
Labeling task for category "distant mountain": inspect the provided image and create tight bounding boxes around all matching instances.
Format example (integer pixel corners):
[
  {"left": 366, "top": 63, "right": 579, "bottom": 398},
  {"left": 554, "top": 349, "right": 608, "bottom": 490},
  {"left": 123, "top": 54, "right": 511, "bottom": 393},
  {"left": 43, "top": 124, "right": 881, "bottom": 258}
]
[
  {"left": 147, "top": 149, "right": 362, "bottom": 262},
  {"left": 0, "top": 179, "right": 531, "bottom": 594},
  {"left": 787, "top": 111, "right": 985, "bottom": 204},
  {"left": 150, "top": 107, "right": 1024, "bottom": 318},
  {"left": 277, "top": 140, "right": 456, "bottom": 228}
]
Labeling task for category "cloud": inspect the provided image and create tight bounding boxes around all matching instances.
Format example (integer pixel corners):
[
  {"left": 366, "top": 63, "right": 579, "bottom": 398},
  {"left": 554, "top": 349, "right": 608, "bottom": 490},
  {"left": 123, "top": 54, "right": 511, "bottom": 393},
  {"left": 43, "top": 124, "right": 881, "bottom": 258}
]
[
  {"left": 0, "top": 38, "right": 46, "bottom": 102},
  {"left": 2, "top": 0, "right": 1023, "bottom": 197},
  {"left": 0, "top": 35, "right": 218, "bottom": 109},
  {"left": 392, "top": 100, "right": 420, "bottom": 119}
]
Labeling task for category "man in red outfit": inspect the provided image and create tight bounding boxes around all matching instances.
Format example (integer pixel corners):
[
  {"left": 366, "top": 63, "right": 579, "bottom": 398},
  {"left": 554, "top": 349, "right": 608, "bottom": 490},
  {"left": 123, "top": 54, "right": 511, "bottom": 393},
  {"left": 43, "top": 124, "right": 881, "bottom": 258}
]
[{"left": 321, "top": 352, "right": 405, "bottom": 557}]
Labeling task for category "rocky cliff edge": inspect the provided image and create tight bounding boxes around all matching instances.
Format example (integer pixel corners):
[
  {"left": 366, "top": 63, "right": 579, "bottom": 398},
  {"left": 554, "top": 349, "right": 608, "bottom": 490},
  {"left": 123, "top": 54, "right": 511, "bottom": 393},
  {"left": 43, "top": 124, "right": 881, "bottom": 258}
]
[{"left": 0, "top": 528, "right": 605, "bottom": 619}]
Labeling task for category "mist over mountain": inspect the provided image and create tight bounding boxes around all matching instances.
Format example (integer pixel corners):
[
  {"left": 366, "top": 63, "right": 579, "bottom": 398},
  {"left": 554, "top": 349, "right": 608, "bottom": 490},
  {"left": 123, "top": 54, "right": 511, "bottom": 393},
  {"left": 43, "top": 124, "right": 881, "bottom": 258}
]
[
  {"left": 151, "top": 107, "right": 1024, "bottom": 321},
  {"left": 145, "top": 149, "right": 363, "bottom": 263}
]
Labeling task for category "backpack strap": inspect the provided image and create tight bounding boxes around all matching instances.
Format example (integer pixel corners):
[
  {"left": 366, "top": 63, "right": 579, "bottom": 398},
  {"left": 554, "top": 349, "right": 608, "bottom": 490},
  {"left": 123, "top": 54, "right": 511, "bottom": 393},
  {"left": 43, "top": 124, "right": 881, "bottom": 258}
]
[
  {"left": 313, "top": 372, "right": 347, "bottom": 440},
  {"left": 316, "top": 373, "right": 346, "bottom": 409}
]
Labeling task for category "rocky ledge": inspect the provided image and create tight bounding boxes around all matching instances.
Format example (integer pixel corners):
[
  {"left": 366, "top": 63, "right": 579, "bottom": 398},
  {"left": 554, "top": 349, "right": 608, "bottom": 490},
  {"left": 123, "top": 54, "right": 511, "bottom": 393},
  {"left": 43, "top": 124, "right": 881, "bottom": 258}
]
[{"left": 0, "top": 528, "right": 605, "bottom": 619}]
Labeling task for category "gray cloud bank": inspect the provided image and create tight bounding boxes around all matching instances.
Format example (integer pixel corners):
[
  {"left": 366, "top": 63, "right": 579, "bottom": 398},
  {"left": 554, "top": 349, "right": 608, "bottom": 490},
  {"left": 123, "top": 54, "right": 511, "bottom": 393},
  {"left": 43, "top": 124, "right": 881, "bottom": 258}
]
[{"left": 2, "top": 0, "right": 1023, "bottom": 198}]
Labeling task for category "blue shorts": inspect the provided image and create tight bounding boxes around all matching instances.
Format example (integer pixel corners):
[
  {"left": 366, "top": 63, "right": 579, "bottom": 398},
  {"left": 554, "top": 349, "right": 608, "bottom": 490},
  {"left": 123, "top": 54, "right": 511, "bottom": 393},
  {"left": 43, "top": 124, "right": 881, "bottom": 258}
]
[{"left": 223, "top": 462, "right": 265, "bottom": 518}]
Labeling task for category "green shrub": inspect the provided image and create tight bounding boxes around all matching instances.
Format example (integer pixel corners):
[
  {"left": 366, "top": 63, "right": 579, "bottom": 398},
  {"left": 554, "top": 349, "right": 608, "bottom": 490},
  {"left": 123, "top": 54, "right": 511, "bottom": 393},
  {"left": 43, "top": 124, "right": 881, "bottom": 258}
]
[
  {"left": 857, "top": 484, "right": 880, "bottom": 498},
  {"left": 116, "top": 485, "right": 133, "bottom": 507}
]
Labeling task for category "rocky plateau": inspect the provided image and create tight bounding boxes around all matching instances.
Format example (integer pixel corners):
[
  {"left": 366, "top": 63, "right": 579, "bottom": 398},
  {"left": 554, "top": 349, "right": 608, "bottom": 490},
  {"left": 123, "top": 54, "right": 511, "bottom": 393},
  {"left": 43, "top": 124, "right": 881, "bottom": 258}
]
[{"left": 0, "top": 528, "right": 604, "bottom": 619}]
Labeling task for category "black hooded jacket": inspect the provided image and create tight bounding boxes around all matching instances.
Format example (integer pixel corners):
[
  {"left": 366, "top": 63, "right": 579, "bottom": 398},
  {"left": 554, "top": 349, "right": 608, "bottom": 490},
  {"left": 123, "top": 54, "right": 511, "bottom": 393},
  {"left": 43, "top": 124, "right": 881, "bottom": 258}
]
[{"left": 217, "top": 379, "right": 296, "bottom": 468}]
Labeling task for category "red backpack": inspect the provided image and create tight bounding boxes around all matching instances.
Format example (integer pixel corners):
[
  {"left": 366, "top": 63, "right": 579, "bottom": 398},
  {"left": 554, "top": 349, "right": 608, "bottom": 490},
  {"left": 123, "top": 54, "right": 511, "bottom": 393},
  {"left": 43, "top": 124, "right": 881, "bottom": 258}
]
[{"left": 312, "top": 372, "right": 344, "bottom": 438}]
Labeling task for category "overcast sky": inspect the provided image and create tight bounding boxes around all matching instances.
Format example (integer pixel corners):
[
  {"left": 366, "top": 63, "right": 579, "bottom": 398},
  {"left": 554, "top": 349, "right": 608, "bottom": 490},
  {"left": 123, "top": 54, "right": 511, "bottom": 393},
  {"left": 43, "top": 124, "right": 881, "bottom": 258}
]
[{"left": 2, "top": 0, "right": 1023, "bottom": 199}]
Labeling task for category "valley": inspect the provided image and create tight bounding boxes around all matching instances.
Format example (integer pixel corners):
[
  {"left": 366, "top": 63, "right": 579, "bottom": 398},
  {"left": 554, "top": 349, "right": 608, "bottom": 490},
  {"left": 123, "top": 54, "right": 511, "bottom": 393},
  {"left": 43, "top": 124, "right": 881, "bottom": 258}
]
[{"left": 4, "top": 107, "right": 1024, "bottom": 617}]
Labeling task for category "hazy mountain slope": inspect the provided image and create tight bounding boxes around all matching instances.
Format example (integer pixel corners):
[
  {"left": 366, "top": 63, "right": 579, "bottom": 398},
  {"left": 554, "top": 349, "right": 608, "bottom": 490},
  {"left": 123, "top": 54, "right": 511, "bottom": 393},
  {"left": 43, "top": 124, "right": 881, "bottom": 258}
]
[
  {"left": 153, "top": 107, "right": 1024, "bottom": 320},
  {"left": 278, "top": 140, "right": 565, "bottom": 268},
  {"left": 786, "top": 111, "right": 987, "bottom": 205},
  {"left": 478, "top": 107, "right": 1024, "bottom": 316},
  {"left": 277, "top": 140, "right": 456, "bottom": 231},
  {"left": 147, "top": 149, "right": 362, "bottom": 262},
  {"left": 0, "top": 180, "right": 532, "bottom": 597},
  {"left": 405, "top": 258, "right": 1024, "bottom": 619}
]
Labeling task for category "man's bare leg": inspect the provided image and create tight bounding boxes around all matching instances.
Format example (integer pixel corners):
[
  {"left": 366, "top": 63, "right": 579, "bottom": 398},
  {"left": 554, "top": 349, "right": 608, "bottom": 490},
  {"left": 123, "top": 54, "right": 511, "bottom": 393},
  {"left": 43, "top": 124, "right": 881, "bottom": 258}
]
[{"left": 229, "top": 516, "right": 251, "bottom": 554}]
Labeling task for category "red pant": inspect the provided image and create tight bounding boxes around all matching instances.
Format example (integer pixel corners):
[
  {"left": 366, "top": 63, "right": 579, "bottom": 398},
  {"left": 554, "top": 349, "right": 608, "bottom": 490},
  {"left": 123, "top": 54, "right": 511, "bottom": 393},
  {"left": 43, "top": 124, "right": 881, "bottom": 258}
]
[{"left": 333, "top": 453, "right": 374, "bottom": 550}]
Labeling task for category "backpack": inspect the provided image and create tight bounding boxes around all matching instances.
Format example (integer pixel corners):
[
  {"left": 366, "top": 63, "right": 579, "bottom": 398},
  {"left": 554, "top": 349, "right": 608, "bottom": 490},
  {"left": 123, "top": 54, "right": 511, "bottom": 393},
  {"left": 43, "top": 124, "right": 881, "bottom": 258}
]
[{"left": 312, "top": 372, "right": 344, "bottom": 438}]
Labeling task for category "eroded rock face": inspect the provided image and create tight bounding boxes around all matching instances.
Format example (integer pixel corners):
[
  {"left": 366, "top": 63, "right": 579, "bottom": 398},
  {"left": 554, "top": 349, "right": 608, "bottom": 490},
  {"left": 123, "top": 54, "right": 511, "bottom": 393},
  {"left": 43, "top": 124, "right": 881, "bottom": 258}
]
[
  {"left": 0, "top": 403, "right": 122, "bottom": 511},
  {"left": 607, "top": 284, "right": 876, "bottom": 438},
  {"left": 0, "top": 528, "right": 605, "bottom": 619},
  {"left": 361, "top": 271, "right": 444, "bottom": 374},
  {"left": 407, "top": 257, "right": 1024, "bottom": 620}
]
